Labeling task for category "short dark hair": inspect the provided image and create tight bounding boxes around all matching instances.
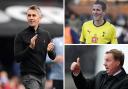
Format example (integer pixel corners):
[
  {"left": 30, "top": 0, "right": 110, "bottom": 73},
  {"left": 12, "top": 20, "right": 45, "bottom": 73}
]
[
  {"left": 106, "top": 49, "right": 124, "bottom": 67},
  {"left": 94, "top": 1, "right": 107, "bottom": 11}
]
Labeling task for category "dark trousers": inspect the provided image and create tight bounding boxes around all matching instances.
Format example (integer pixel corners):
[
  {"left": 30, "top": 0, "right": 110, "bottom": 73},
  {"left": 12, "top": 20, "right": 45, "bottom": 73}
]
[
  {"left": 53, "top": 80, "right": 63, "bottom": 89},
  {"left": 21, "top": 74, "right": 45, "bottom": 89}
]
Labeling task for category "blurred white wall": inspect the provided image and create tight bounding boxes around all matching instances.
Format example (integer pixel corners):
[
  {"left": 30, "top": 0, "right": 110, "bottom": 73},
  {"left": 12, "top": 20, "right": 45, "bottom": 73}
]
[{"left": 96, "top": 45, "right": 128, "bottom": 74}]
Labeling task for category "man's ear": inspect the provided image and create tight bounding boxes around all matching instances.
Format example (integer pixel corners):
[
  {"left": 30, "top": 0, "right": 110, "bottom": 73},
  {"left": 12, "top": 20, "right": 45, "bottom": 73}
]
[
  {"left": 116, "top": 60, "right": 120, "bottom": 66},
  {"left": 103, "top": 12, "right": 106, "bottom": 16}
]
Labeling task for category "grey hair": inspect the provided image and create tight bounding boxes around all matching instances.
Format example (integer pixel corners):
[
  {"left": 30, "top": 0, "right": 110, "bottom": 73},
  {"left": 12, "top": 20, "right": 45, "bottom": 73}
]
[{"left": 27, "top": 5, "right": 42, "bottom": 17}]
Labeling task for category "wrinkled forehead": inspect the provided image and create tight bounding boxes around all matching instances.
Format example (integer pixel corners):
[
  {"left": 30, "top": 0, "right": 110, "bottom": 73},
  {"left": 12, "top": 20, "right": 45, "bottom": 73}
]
[
  {"left": 104, "top": 53, "right": 114, "bottom": 60},
  {"left": 92, "top": 4, "right": 102, "bottom": 10}
]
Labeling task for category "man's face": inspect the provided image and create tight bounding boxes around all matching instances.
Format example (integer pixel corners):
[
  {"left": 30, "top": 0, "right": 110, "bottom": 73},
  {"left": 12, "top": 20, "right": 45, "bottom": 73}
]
[
  {"left": 104, "top": 53, "right": 120, "bottom": 76},
  {"left": 92, "top": 4, "right": 105, "bottom": 21},
  {"left": 27, "top": 9, "right": 41, "bottom": 27}
]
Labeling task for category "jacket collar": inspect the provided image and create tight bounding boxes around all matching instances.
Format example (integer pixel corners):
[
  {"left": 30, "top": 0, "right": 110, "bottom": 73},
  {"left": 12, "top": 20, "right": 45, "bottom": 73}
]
[
  {"left": 114, "top": 68, "right": 127, "bottom": 80},
  {"left": 113, "top": 69, "right": 122, "bottom": 76},
  {"left": 28, "top": 26, "right": 40, "bottom": 33},
  {"left": 103, "top": 68, "right": 127, "bottom": 80}
]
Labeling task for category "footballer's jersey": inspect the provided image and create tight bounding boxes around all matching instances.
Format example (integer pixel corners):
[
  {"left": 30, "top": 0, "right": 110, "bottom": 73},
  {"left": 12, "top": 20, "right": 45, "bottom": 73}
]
[{"left": 80, "top": 20, "right": 118, "bottom": 44}]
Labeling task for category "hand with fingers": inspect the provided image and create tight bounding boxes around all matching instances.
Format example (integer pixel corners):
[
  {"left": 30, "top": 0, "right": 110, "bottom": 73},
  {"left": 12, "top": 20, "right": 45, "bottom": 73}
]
[
  {"left": 29, "top": 34, "right": 38, "bottom": 49},
  {"left": 47, "top": 42, "right": 55, "bottom": 52},
  {"left": 70, "top": 57, "right": 80, "bottom": 75}
]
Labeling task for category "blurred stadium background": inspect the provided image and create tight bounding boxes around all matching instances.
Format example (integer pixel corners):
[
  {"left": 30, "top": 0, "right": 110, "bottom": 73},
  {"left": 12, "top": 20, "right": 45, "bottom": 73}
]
[
  {"left": 0, "top": 0, "right": 63, "bottom": 89},
  {"left": 65, "top": 0, "right": 128, "bottom": 44},
  {"left": 65, "top": 45, "right": 128, "bottom": 89}
]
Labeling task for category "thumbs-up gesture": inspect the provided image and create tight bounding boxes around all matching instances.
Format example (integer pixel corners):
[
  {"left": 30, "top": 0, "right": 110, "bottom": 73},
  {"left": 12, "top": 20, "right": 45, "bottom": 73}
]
[{"left": 70, "top": 57, "right": 80, "bottom": 75}]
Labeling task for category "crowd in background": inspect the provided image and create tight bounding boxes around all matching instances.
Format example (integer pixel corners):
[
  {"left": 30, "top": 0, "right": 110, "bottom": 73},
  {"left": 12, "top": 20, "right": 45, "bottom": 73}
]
[{"left": 0, "top": 71, "right": 24, "bottom": 89}]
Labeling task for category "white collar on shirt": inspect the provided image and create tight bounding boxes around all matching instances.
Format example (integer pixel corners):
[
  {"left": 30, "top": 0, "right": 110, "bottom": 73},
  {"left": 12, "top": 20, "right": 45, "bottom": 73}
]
[{"left": 113, "top": 69, "right": 122, "bottom": 76}]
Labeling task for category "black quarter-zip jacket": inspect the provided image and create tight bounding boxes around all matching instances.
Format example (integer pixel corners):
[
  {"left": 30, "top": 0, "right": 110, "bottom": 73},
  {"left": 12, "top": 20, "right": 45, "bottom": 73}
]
[{"left": 14, "top": 26, "right": 56, "bottom": 77}]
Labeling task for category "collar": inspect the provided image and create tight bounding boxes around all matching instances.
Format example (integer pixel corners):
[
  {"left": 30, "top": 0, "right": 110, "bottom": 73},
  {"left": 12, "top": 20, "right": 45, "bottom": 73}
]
[
  {"left": 113, "top": 69, "right": 122, "bottom": 76},
  {"left": 102, "top": 68, "right": 127, "bottom": 80},
  {"left": 28, "top": 26, "right": 40, "bottom": 33},
  {"left": 113, "top": 68, "right": 127, "bottom": 80},
  {"left": 93, "top": 19, "right": 106, "bottom": 27}
]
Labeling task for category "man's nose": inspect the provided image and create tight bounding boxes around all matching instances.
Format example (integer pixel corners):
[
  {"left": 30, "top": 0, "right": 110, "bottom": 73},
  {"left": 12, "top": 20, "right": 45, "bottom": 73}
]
[{"left": 94, "top": 11, "right": 97, "bottom": 14}]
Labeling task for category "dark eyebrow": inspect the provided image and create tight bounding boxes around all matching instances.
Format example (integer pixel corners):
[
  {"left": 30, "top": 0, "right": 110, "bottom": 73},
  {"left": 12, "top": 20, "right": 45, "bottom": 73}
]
[
  {"left": 27, "top": 14, "right": 36, "bottom": 16},
  {"left": 92, "top": 8, "right": 101, "bottom": 11},
  {"left": 27, "top": 14, "right": 31, "bottom": 16}
]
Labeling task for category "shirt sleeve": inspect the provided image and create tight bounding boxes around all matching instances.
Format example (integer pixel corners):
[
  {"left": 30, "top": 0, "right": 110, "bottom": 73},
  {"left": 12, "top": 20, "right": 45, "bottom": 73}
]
[
  {"left": 110, "top": 25, "right": 118, "bottom": 44},
  {"left": 80, "top": 23, "right": 86, "bottom": 43}
]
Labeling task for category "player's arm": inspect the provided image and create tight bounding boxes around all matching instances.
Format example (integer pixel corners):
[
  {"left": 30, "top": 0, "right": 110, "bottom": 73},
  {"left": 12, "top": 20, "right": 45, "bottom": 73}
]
[
  {"left": 80, "top": 33, "right": 85, "bottom": 44},
  {"left": 79, "top": 23, "right": 86, "bottom": 44},
  {"left": 111, "top": 25, "right": 118, "bottom": 44}
]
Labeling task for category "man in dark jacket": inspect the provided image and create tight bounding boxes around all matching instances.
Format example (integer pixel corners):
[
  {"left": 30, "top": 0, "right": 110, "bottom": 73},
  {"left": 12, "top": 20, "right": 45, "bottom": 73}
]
[
  {"left": 14, "top": 5, "right": 56, "bottom": 89},
  {"left": 70, "top": 49, "right": 128, "bottom": 89}
]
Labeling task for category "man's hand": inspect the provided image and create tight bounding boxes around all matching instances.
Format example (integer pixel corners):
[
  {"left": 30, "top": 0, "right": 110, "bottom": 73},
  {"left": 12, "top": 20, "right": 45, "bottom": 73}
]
[
  {"left": 47, "top": 42, "right": 54, "bottom": 52},
  {"left": 29, "top": 34, "right": 38, "bottom": 49},
  {"left": 70, "top": 57, "right": 80, "bottom": 75}
]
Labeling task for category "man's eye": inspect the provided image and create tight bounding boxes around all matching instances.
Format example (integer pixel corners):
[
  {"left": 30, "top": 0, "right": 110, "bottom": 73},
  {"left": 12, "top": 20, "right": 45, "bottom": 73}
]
[
  {"left": 93, "top": 9, "right": 95, "bottom": 11},
  {"left": 28, "top": 14, "right": 31, "bottom": 17},
  {"left": 96, "top": 9, "right": 101, "bottom": 11},
  {"left": 32, "top": 14, "right": 36, "bottom": 17}
]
